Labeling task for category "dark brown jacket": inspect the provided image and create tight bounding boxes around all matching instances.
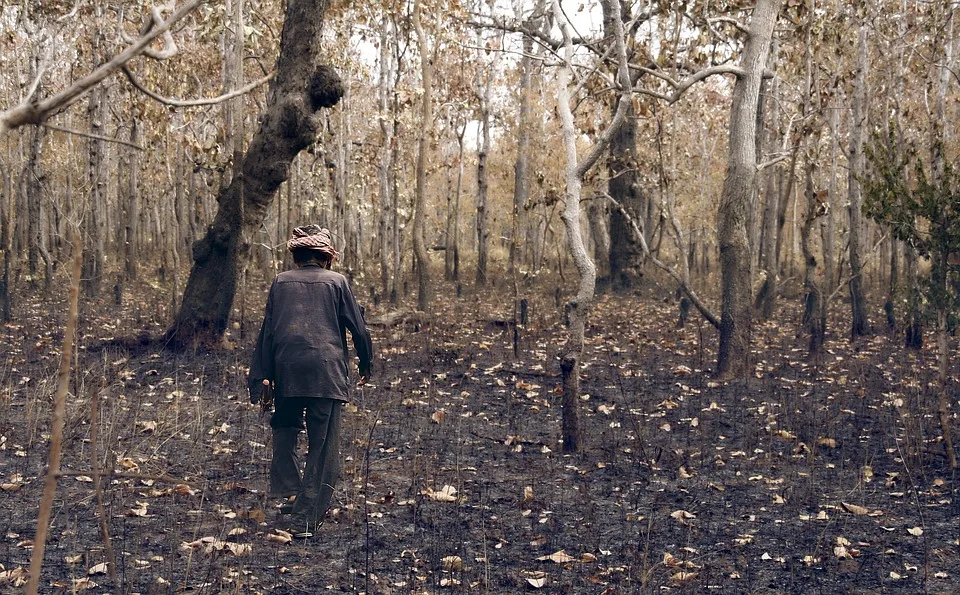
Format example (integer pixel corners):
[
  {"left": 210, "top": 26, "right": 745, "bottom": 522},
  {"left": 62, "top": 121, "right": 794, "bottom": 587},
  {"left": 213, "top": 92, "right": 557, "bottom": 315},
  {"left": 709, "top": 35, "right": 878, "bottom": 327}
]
[{"left": 249, "top": 264, "right": 372, "bottom": 401}]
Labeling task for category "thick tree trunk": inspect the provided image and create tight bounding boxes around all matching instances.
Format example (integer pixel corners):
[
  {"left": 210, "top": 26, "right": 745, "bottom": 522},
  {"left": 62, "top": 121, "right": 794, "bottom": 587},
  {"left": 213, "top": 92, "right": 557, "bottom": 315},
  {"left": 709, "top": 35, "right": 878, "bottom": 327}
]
[
  {"left": 413, "top": 0, "right": 433, "bottom": 310},
  {"left": 717, "top": 0, "right": 780, "bottom": 378},
  {"left": 604, "top": 1, "right": 644, "bottom": 291},
  {"left": 847, "top": 7, "right": 870, "bottom": 340},
  {"left": 168, "top": 0, "right": 343, "bottom": 347}
]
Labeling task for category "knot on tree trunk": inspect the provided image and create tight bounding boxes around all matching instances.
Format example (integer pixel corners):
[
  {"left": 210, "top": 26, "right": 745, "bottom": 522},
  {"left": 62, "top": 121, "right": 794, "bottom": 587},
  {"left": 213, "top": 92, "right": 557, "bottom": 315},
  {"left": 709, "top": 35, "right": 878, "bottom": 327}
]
[{"left": 309, "top": 65, "right": 344, "bottom": 110}]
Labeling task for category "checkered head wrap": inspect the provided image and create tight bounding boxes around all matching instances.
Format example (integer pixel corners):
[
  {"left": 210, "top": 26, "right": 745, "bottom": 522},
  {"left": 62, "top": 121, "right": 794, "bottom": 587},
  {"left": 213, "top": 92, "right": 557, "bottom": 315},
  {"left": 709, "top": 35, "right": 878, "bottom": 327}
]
[{"left": 286, "top": 225, "right": 338, "bottom": 261}]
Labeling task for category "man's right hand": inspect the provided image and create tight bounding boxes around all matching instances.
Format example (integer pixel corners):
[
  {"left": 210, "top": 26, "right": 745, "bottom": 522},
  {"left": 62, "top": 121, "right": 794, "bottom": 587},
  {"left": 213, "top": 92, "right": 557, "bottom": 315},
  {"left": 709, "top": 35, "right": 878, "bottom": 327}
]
[{"left": 249, "top": 378, "right": 271, "bottom": 404}]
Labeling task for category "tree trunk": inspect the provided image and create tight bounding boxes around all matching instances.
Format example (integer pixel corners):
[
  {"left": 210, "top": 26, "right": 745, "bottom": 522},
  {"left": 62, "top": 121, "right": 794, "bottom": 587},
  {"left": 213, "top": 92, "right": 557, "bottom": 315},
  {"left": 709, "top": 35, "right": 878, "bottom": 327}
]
[
  {"left": 446, "top": 122, "right": 465, "bottom": 281},
  {"left": 510, "top": 8, "right": 538, "bottom": 274},
  {"left": 757, "top": 36, "right": 779, "bottom": 319},
  {"left": 476, "top": 71, "right": 492, "bottom": 286},
  {"left": 26, "top": 124, "right": 51, "bottom": 290},
  {"left": 83, "top": 7, "right": 108, "bottom": 298},
  {"left": 823, "top": 103, "right": 839, "bottom": 294},
  {"left": 378, "top": 10, "right": 394, "bottom": 296},
  {"left": 554, "top": 0, "right": 631, "bottom": 452},
  {"left": 412, "top": 0, "right": 433, "bottom": 311},
  {"left": 0, "top": 154, "right": 11, "bottom": 321},
  {"left": 123, "top": 116, "right": 140, "bottom": 281},
  {"left": 717, "top": 0, "right": 780, "bottom": 378},
  {"left": 604, "top": 0, "right": 644, "bottom": 291},
  {"left": 847, "top": 5, "right": 870, "bottom": 340},
  {"left": 168, "top": 0, "right": 343, "bottom": 347}
]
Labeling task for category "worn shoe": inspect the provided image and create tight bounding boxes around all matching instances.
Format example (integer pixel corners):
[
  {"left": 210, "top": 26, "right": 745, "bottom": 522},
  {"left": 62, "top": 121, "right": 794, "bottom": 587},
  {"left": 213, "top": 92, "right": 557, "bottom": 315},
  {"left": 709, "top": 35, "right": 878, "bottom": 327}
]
[
  {"left": 278, "top": 497, "right": 296, "bottom": 515},
  {"left": 286, "top": 516, "right": 321, "bottom": 539}
]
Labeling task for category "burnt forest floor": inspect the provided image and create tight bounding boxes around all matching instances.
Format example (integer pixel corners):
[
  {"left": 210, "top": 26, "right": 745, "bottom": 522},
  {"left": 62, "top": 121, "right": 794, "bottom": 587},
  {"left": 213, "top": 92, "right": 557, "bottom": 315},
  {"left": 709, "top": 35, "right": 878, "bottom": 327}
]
[{"left": 0, "top": 274, "right": 959, "bottom": 595}]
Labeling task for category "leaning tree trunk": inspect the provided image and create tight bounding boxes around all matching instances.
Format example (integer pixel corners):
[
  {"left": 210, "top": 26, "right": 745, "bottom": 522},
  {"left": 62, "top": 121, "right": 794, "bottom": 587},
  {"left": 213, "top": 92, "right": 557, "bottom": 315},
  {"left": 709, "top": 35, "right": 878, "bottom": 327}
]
[
  {"left": 168, "top": 0, "right": 343, "bottom": 347},
  {"left": 554, "top": 0, "right": 631, "bottom": 452},
  {"left": 847, "top": 4, "right": 870, "bottom": 340},
  {"left": 717, "top": 0, "right": 780, "bottom": 378},
  {"left": 412, "top": 0, "right": 434, "bottom": 310}
]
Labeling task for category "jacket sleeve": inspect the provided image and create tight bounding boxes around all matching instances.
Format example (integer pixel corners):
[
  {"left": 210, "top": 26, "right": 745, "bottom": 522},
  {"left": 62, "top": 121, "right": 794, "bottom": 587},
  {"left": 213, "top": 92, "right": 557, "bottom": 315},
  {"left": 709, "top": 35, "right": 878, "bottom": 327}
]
[
  {"left": 339, "top": 279, "right": 373, "bottom": 373},
  {"left": 248, "top": 282, "right": 277, "bottom": 396}
]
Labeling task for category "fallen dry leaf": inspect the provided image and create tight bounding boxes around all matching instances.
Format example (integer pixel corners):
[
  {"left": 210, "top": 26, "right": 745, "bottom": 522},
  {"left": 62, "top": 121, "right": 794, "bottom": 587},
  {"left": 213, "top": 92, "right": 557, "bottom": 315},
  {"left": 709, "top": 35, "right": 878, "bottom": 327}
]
[
  {"left": 441, "top": 555, "right": 463, "bottom": 571},
  {"left": 88, "top": 562, "right": 109, "bottom": 575},
  {"left": 841, "top": 502, "right": 870, "bottom": 516},
  {"left": 524, "top": 571, "right": 548, "bottom": 588},
  {"left": 537, "top": 550, "right": 575, "bottom": 564},
  {"left": 907, "top": 527, "right": 923, "bottom": 536},
  {"left": 266, "top": 531, "right": 292, "bottom": 544},
  {"left": 423, "top": 485, "right": 458, "bottom": 502},
  {"left": 670, "top": 571, "right": 698, "bottom": 583},
  {"left": 670, "top": 510, "right": 696, "bottom": 523}
]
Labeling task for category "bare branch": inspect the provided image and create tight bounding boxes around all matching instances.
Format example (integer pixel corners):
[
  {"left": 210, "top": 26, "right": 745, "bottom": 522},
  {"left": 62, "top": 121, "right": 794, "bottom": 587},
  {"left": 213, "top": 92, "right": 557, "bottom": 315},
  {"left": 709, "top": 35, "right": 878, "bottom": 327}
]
[
  {"left": 757, "top": 152, "right": 792, "bottom": 171},
  {"left": 42, "top": 123, "right": 145, "bottom": 150},
  {"left": 120, "top": 5, "right": 180, "bottom": 60},
  {"left": 632, "top": 64, "right": 745, "bottom": 104},
  {"left": 608, "top": 196, "right": 720, "bottom": 328},
  {"left": 122, "top": 65, "right": 274, "bottom": 107},
  {"left": 709, "top": 16, "right": 750, "bottom": 35},
  {"left": 0, "top": 0, "right": 202, "bottom": 137}
]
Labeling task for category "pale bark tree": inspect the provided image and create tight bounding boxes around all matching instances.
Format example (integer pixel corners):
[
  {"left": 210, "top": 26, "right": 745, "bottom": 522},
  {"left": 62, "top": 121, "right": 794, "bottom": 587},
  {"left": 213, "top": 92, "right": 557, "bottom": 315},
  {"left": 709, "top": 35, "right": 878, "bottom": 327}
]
[
  {"left": 412, "top": 0, "right": 434, "bottom": 310},
  {"left": 168, "top": 0, "right": 344, "bottom": 346},
  {"left": 83, "top": 5, "right": 108, "bottom": 298},
  {"left": 553, "top": 0, "right": 631, "bottom": 452},
  {"left": 717, "top": 0, "right": 780, "bottom": 378}
]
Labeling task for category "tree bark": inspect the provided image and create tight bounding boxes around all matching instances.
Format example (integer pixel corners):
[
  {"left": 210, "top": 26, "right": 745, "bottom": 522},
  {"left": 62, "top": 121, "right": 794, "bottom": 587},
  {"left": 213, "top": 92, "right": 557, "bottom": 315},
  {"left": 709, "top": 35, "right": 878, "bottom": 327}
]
[
  {"left": 123, "top": 116, "right": 140, "bottom": 281},
  {"left": 554, "top": 0, "right": 632, "bottom": 452},
  {"left": 168, "top": 0, "right": 343, "bottom": 347},
  {"left": 412, "top": 0, "right": 434, "bottom": 310},
  {"left": 717, "top": 0, "right": 780, "bottom": 378},
  {"left": 476, "top": 70, "right": 492, "bottom": 286},
  {"left": 446, "top": 121, "right": 466, "bottom": 281},
  {"left": 604, "top": 0, "right": 645, "bottom": 291},
  {"left": 847, "top": 4, "right": 870, "bottom": 340},
  {"left": 378, "top": 9, "right": 395, "bottom": 296},
  {"left": 83, "top": 7, "right": 108, "bottom": 298}
]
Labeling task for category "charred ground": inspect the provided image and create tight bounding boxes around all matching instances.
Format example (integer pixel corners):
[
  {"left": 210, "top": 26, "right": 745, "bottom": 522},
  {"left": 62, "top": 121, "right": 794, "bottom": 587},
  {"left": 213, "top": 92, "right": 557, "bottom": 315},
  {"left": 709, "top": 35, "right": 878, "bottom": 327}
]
[{"left": 0, "top": 277, "right": 957, "bottom": 594}]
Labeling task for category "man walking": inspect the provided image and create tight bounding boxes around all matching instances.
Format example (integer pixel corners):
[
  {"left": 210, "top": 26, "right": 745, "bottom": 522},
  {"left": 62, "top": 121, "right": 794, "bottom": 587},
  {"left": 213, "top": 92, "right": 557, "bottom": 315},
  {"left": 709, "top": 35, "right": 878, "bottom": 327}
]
[{"left": 249, "top": 225, "right": 373, "bottom": 537}]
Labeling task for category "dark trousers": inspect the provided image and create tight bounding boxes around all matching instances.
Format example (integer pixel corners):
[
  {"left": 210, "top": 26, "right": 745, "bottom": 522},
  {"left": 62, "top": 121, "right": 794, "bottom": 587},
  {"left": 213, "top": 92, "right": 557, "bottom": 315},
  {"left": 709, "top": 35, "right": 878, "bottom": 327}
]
[{"left": 270, "top": 397, "right": 342, "bottom": 524}]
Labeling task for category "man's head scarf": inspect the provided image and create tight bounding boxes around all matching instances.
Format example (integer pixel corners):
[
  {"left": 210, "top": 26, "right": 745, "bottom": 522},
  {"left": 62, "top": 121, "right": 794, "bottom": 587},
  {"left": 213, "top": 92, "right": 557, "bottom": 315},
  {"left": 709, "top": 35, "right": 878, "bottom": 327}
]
[{"left": 287, "top": 225, "right": 338, "bottom": 261}]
